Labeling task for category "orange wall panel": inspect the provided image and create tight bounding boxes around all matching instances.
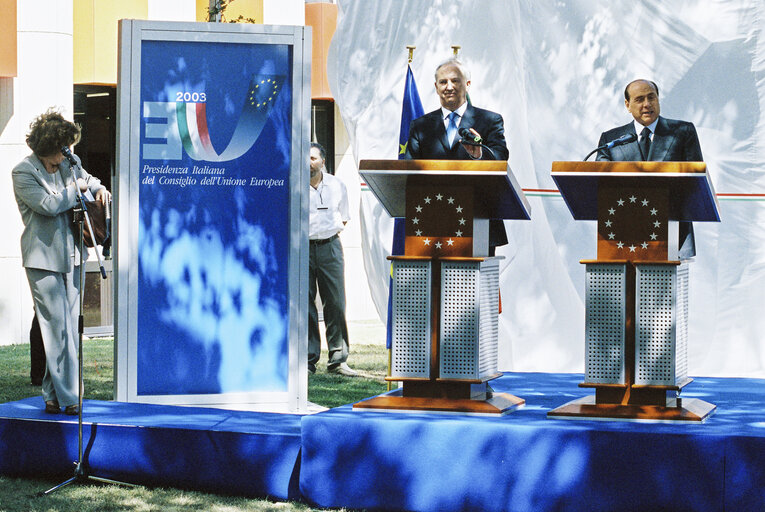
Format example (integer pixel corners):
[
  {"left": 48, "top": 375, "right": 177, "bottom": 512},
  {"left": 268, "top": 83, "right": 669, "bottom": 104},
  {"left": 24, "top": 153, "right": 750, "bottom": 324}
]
[
  {"left": 0, "top": 0, "right": 17, "bottom": 77},
  {"left": 305, "top": 3, "right": 336, "bottom": 100}
]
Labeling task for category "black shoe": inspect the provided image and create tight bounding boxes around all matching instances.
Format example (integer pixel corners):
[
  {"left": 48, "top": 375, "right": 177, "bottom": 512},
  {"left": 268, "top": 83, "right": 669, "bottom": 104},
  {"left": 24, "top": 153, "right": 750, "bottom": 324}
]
[
  {"left": 44, "top": 400, "right": 60, "bottom": 414},
  {"left": 64, "top": 405, "right": 79, "bottom": 416}
]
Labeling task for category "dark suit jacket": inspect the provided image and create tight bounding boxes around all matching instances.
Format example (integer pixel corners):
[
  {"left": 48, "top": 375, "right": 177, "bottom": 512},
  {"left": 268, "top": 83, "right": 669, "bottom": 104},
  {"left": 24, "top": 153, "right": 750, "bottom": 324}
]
[
  {"left": 404, "top": 105, "right": 510, "bottom": 249},
  {"left": 596, "top": 116, "right": 703, "bottom": 258},
  {"left": 596, "top": 116, "right": 702, "bottom": 162},
  {"left": 405, "top": 105, "right": 509, "bottom": 161}
]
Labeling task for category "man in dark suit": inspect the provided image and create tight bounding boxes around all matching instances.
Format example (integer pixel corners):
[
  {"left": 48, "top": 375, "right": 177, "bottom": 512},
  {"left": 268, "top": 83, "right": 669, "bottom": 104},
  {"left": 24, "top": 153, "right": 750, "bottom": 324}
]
[
  {"left": 405, "top": 58, "right": 509, "bottom": 251},
  {"left": 596, "top": 79, "right": 703, "bottom": 258},
  {"left": 405, "top": 59, "right": 508, "bottom": 161}
]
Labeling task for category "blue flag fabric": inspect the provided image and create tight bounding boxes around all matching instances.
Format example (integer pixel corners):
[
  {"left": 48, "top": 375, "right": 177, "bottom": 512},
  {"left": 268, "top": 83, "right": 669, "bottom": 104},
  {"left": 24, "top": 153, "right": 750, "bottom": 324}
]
[
  {"left": 398, "top": 65, "right": 425, "bottom": 159},
  {"left": 387, "top": 65, "right": 424, "bottom": 349}
]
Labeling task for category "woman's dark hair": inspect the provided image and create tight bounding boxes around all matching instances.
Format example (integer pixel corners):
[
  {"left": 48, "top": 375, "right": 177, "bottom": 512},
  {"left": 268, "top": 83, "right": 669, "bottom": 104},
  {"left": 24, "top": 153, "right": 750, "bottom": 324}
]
[{"left": 26, "top": 109, "right": 81, "bottom": 157}]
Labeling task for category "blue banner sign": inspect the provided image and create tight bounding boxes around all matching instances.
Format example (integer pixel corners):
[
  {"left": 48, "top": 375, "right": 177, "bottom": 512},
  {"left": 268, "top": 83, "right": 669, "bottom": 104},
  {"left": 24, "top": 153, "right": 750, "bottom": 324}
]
[{"left": 137, "top": 40, "right": 292, "bottom": 395}]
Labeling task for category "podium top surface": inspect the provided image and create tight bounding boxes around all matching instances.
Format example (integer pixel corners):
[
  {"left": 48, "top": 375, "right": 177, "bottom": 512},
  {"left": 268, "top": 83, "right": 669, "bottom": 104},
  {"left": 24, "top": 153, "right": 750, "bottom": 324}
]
[
  {"left": 551, "top": 161, "right": 720, "bottom": 221},
  {"left": 359, "top": 159, "right": 531, "bottom": 220}
]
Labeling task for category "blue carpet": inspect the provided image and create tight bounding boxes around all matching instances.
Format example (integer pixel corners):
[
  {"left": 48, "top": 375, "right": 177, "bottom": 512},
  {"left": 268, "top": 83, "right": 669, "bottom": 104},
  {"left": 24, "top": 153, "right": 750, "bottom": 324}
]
[
  {"left": 0, "top": 398, "right": 302, "bottom": 499},
  {"left": 299, "top": 373, "right": 765, "bottom": 512},
  {"left": 2, "top": 374, "right": 764, "bottom": 511}
]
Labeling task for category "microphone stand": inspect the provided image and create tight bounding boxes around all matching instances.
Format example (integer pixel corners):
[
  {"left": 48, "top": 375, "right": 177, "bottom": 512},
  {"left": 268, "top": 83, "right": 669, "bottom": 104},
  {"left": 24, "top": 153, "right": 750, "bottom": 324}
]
[
  {"left": 584, "top": 134, "right": 638, "bottom": 161},
  {"left": 71, "top": 160, "right": 108, "bottom": 279},
  {"left": 460, "top": 139, "right": 497, "bottom": 160},
  {"left": 583, "top": 146, "right": 604, "bottom": 162},
  {"left": 39, "top": 158, "right": 136, "bottom": 496}
]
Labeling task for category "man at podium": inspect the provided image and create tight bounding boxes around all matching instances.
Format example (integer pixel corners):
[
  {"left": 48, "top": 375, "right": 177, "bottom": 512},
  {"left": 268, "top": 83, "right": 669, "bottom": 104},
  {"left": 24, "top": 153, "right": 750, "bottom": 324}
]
[
  {"left": 596, "top": 79, "right": 703, "bottom": 258},
  {"left": 404, "top": 58, "right": 508, "bottom": 161},
  {"left": 404, "top": 58, "right": 509, "bottom": 253}
]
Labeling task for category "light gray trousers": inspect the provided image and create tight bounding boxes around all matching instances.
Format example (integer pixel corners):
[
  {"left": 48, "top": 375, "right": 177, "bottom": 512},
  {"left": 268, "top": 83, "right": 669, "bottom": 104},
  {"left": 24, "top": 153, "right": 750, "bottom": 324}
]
[{"left": 25, "top": 266, "right": 81, "bottom": 408}]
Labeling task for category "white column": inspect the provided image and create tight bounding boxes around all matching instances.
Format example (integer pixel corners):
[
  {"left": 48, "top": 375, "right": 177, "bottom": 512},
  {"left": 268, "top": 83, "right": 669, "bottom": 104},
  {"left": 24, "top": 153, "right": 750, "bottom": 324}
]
[
  {"left": 147, "top": 0, "right": 196, "bottom": 21},
  {"left": 0, "top": 0, "right": 74, "bottom": 346},
  {"left": 262, "top": 0, "right": 305, "bottom": 25}
]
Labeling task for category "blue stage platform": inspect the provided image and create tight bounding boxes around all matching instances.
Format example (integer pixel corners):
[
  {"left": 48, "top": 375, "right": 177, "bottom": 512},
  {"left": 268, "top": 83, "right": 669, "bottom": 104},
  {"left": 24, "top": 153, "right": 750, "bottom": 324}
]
[
  {"left": 0, "top": 398, "right": 303, "bottom": 499},
  {"left": 2, "top": 373, "right": 765, "bottom": 511},
  {"left": 301, "top": 373, "right": 765, "bottom": 512}
]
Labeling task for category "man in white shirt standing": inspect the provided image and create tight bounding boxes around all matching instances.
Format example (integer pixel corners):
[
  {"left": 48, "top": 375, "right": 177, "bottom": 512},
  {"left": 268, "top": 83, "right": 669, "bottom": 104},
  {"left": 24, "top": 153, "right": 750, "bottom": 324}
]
[{"left": 308, "top": 142, "right": 357, "bottom": 376}]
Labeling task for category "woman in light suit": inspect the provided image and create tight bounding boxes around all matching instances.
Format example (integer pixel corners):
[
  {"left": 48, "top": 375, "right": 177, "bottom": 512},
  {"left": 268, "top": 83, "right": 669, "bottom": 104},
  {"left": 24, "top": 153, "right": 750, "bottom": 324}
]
[{"left": 12, "top": 109, "right": 110, "bottom": 415}]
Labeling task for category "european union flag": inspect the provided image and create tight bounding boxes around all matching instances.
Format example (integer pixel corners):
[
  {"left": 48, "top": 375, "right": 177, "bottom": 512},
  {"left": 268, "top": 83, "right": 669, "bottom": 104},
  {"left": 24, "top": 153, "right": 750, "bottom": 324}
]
[
  {"left": 398, "top": 65, "right": 425, "bottom": 159},
  {"left": 387, "top": 65, "right": 424, "bottom": 349}
]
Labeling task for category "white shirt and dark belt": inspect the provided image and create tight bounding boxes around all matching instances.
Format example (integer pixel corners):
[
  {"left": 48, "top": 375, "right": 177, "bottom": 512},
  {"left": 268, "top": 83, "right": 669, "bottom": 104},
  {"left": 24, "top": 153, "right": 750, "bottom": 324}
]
[
  {"left": 309, "top": 172, "right": 349, "bottom": 242},
  {"left": 307, "top": 171, "right": 351, "bottom": 373}
]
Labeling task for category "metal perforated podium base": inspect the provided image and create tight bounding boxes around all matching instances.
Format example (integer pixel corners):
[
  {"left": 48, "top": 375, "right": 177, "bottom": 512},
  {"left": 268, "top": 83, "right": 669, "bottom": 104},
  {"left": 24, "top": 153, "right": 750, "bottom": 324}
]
[
  {"left": 550, "top": 260, "right": 713, "bottom": 421},
  {"left": 357, "top": 256, "right": 522, "bottom": 414},
  {"left": 388, "top": 258, "right": 501, "bottom": 381},
  {"left": 583, "top": 261, "right": 689, "bottom": 387}
]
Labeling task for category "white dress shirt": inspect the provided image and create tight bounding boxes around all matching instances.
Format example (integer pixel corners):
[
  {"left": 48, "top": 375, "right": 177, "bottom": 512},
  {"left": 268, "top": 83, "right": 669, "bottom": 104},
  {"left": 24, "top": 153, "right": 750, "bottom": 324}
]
[
  {"left": 441, "top": 102, "right": 469, "bottom": 131},
  {"left": 309, "top": 171, "right": 349, "bottom": 240},
  {"left": 634, "top": 118, "right": 658, "bottom": 141}
]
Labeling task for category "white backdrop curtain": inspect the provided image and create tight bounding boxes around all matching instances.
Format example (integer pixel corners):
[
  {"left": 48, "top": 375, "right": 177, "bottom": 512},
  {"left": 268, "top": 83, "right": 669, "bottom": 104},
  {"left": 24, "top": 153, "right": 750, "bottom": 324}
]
[{"left": 327, "top": 0, "right": 765, "bottom": 377}]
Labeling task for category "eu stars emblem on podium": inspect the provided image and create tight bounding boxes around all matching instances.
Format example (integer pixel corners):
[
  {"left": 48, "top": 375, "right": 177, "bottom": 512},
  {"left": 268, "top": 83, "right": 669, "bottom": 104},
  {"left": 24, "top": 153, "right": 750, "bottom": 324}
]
[
  {"left": 597, "top": 187, "right": 669, "bottom": 261},
  {"left": 404, "top": 185, "right": 474, "bottom": 257}
]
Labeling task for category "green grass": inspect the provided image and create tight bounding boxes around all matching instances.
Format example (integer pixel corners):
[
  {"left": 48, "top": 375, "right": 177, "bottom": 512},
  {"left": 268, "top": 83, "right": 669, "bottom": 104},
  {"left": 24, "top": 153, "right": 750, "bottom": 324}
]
[
  {"left": 308, "top": 343, "right": 389, "bottom": 408},
  {"left": 0, "top": 477, "right": 318, "bottom": 512},
  {"left": 0, "top": 340, "right": 114, "bottom": 405},
  {"left": 0, "top": 339, "right": 387, "bottom": 511}
]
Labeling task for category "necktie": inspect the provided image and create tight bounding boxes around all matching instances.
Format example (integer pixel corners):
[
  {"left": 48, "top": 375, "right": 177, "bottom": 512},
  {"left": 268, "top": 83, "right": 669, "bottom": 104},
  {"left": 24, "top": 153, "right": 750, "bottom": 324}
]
[
  {"left": 640, "top": 127, "right": 652, "bottom": 161},
  {"left": 446, "top": 111, "right": 458, "bottom": 146}
]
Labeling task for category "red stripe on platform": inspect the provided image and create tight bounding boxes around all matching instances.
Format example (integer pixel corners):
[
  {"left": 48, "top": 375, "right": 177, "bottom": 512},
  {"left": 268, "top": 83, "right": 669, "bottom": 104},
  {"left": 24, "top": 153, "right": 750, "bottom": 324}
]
[
  {"left": 522, "top": 190, "right": 765, "bottom": 199},
  {"left": 360, "top": 184, "right": 764, "bottom": 199}
]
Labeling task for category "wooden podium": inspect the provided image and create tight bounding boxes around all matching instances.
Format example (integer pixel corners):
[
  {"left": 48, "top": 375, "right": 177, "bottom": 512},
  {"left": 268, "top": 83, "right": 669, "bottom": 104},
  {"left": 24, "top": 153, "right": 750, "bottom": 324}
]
[
  {"left": 355, "top": 159, "right": 531, "bottom": 414},
  {"left": 548, "top": 161, "right": 720, "bottom": 421}
]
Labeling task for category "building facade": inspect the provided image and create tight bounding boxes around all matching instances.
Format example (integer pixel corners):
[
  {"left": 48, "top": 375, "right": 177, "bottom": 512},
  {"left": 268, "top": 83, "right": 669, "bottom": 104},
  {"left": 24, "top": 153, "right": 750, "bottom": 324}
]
[{"left": 0, "top": 0, "right": 376, "bottom": 346}]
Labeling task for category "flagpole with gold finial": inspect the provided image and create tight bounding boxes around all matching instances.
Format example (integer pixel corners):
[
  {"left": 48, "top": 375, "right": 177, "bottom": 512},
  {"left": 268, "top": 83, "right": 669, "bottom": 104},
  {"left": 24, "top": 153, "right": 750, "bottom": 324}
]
[
  {"left": 388, "top": 45, "right": 417, "bottom": 392},
  {"left": 452, "top": 45, "right": 461, "bottom": 57}
]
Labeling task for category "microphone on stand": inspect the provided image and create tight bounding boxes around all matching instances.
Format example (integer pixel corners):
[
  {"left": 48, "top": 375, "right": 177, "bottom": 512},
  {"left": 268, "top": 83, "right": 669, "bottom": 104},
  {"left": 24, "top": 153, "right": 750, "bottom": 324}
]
[
  {"left": 605, "top": 132, "right": 637, "bottom": 149},
  {"left": 583, "top": 133, "right": 637, "bottom": 161},
  {"left": 459, "top": 127, "right": 482, "bottom": 145},
  {"left": 458, "top": 127, "right": 496, "bottom": 159},
  {"left": 60, "top": 146, "right": 108, "bottom": 278},
  {"left": 61, "top": 146, "right": 78, "bottom": 166}
]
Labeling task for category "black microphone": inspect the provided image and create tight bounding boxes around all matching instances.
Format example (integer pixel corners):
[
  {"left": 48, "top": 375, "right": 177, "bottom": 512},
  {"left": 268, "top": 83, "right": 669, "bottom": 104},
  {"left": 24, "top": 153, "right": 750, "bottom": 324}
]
[
  {"left": 605, "top": 132, "right": 637, "bottom": 149},
  {"left": 583, "top": 132, "right": 638, "bottom": 161},
  {"left": 61, "top": 146, "right": 78, "bottom": 166},
  {"left": 458, "top": 127, "right": 482, "bottom": 145},
  {"left": 457, "top": 127, "right": 497, "bottom": 159}
]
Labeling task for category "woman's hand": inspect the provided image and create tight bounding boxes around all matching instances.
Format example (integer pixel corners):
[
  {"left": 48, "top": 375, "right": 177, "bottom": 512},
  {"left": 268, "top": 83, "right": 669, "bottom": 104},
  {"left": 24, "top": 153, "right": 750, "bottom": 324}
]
[{"left": 95, "top": 188, "right": 111, "bottom": 205}]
